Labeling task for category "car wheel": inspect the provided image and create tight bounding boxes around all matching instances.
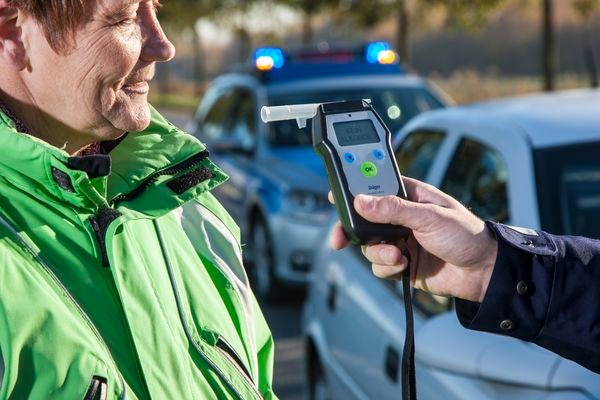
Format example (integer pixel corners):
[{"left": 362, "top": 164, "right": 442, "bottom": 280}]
[
  {"left": 309, "top": 356, "right": 331, "bottom": 400},
  {"left": 250, "top": 218, "right": 280, "bottom": 300}
]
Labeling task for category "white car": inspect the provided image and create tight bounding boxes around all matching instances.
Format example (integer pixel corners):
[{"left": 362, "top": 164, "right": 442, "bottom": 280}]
[{"left": 303, "top": 89, "right": 600, "bottom": 400}]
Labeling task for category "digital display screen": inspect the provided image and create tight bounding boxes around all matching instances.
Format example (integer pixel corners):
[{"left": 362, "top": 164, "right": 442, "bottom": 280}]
[{"left": 333, "top": 119, "right": 380, "bottom": 146}]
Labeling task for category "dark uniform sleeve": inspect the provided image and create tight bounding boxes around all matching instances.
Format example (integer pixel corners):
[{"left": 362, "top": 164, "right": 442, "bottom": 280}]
[{"left": 455, "top": 221, "right": 600, "bottom": 374}]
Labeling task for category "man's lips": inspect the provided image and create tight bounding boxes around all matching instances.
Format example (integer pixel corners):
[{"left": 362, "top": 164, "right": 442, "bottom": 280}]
[{"left": 122, "top": 80, "right": 150, "bottom": 94}]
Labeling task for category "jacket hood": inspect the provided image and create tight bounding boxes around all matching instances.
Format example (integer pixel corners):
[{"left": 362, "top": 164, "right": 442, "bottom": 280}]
[{"left": 0, "top": 106, "right": 228, "bottom": 216}]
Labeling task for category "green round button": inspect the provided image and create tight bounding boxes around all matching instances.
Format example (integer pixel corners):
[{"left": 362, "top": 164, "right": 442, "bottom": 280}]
[{"left": 360, "top": 161, "right": 378, "bottom": 177}]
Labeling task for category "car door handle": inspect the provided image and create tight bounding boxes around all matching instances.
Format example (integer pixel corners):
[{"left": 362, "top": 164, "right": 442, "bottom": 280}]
[
  {"left": 384, "top": 346, "right": 400, "bottom": 383},
  {"left": 327, "top": 283, "right": 338, "bottom": 312}
]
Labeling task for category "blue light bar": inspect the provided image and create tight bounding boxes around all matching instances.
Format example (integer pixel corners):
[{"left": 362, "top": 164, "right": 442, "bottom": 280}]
[
  {"left": 254, "top": 47, "right": 285, "bottom": 71},
  {"left": 365, "top": 41, "right": 392, "bottom": 64}
]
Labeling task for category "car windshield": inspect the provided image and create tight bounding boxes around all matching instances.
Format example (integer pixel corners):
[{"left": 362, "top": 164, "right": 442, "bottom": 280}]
[
  {"left": 266, "top": 87, "right": 444, "bottom": 146},
  {"left": 535, "top": 141, "right": 600, "bottom": 238}
]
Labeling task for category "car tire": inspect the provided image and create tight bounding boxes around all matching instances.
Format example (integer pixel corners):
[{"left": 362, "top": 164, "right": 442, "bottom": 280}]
[
  {"left": 249, "top": 217, "right": 281, "bottom": 301},
  {"left": 308, "top": 354, "right": 331, "bottom": 400}
]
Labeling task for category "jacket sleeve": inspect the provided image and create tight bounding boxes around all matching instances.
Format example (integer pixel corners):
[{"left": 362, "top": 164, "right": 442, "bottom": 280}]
[
  {"left": 251, "top": 295, "right": 279, "bottom": 400},
  {"left": 455, "top": 221, "right": 600, "bottom": 373}
]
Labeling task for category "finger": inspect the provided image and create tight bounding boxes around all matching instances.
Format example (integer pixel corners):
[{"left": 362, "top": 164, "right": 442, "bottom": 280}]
[
  {"left": 402, "top": 177, "right": 455, "bottom": 208},
  {"left": 363, "top": 243, "right": 404, "bottom": 266},
  {"left": 371, "top": 261, "right": 408, "bottom": 280},
  {"left": 354, "top": 194, "right": 434, "bottom": 231},
  {"left": 330, "top": 222, "right": 349, "bottom": 250},
  {"left": 328, "top": 191, "right": 335, "bottom": 204}
]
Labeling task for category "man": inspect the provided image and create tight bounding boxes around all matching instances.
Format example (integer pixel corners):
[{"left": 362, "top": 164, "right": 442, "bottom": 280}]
[
  {"left": 0, "top": 1, "right": 275, "bottom": 398},
  {"left": 331, "top": 177, "right": 600, "bottom": 374}
]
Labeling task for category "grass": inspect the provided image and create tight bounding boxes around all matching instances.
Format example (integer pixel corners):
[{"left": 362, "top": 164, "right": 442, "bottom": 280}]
[
  {"left": 429, "top": 71, "right": 593, "bottom": 105},
  {"left": 149, "top": 91, "right": 199, "bottom": 112}
]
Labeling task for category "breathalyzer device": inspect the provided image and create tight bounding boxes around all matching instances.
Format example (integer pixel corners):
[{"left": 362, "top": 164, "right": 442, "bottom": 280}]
[{"left": 261, "top": 99, "right": 410, "bottom": 245}]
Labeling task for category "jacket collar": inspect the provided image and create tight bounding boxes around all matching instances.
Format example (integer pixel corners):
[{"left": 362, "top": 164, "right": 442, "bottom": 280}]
[{"left": 0, "top": 105, "right": 227, "bottom": 216}]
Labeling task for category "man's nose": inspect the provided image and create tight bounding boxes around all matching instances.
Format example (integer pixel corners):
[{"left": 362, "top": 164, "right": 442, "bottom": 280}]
[{"left": 140, "top": 15, "right": 176, "bottom": 63}]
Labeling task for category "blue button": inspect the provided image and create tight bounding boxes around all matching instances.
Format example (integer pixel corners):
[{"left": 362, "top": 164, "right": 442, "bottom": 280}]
[
  {"left": 373, "top": 149, "right": 385, "bottom": 160},
  {"left": 344, "top": 152, "right": 356, "bottom": 163}
]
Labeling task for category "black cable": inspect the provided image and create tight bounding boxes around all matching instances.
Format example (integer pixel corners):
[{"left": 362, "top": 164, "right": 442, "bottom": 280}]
[{"left": 401, "top": 247, "right": 416, "bottom": 400}]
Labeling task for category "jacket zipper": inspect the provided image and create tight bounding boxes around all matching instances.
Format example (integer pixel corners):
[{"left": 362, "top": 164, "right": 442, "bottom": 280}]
[
  {"left": 215, "top": 338, "right": 253, "bottom": 382},
  {"left": 91, "top": 151, "right": 209, "bottom": 265},
  {"left": 89, "top": 208, "right": 122, "bottom": 267},
  {"left": 109, "top": 150, "right": 209, "bottom": 207},
  {"left": 153, "top": 220, "right": 263, "bottom": 400},
  {"left": 0, "top": 216, "right": 127, "bottom": 400},
  {"left": 77, "top": 150, "right": 211, "bottom": 396},
  {"left": 87, "top": 214, "right": 152, "bottom": 399},
  {"left": 84, "top": 376, "right": 108, "bottom": 400}
]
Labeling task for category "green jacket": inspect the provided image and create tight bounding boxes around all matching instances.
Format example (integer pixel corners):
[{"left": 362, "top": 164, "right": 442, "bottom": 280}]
[{"left": 0, "top": 107, "right": 277, "bottom": 399}]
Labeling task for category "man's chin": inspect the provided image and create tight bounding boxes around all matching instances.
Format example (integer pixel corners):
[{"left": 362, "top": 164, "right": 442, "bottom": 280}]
[{"left": 110, "top": 103, "right": 151, "bottom": 133}]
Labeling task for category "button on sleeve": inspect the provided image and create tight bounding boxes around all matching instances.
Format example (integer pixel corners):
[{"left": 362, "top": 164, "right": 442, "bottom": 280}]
[
  {"left": 516, "top": 280, "right": 531, "bottom": 295},
  {"left": 456, "top": 221, "right": 600, "bottom": 373},
  {"left": 455, "top": 221, "right": 555, "bottom": 342}
]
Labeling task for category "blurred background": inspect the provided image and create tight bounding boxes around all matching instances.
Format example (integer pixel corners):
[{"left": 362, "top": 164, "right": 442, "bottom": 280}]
[
  {"left": 153, "top": 0, "right": 600, "bottom": 111},
  {"left": 153, "top": 1, "right": 600, "bottom": 399}
]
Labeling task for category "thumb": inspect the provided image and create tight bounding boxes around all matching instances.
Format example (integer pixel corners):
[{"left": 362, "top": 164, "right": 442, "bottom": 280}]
[{"left": 354, "top": 194, "right": 434, "bottom": 231}]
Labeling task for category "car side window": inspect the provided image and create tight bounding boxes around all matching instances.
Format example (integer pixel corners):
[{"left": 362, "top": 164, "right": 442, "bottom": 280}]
[
  {"left": 441, "top": 138, "right": 509, "bottom": 222},
  {"left": 412, "top": 290, "right": 453, "bottom": 317},
  {"left": 395, "top": 130, "right": 445, "bottom": 181},
  {"left": 198, "top": 89, "right": 236, "bottom": 142},
  {"left": 228, "top": 88, "right": 257, "bottom": 147}
]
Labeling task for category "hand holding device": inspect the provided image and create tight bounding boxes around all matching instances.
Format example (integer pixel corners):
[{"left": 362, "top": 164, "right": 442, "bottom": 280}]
[
  {"left": 263, "top": 99, "right": 417, "bottom": 400},
  {"left": 331, "top": 178, "right": 497, "bottom": 303},
  {"left": 261, "top": 99, "right": 410, "bottom": 245}
]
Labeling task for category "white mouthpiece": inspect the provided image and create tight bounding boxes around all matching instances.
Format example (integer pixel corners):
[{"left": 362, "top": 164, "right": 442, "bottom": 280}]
[{"left": 261, "top": 104, "right": 319, "bottom": 128}]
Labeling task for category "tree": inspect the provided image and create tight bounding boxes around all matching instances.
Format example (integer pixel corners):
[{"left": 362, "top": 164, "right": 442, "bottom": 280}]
[
  {"left": 397, "top": 0, "right": 410, "bottom": 64},
  {"left": 542, "top": 0, "right": 556, "bottom": 91},
  {"left": 158, "top": 0, "right": 217, "bottom": 28},
  {"left": 158, "top": 0, "right": 222, "bottom": 94},
  {"left": 207, "top": 0, "right": 261, "bottom": 63},
  {"left": 423, "top": 0, "right": 506, "bottom": 29},
  {"left": 573, "top": 0, "right": 600, "bottom": 87},
  {"left": 335, "top": 0, "right": 412, "bottom": 64},
  {"left": 573, "top": 0, "right": 600, "bottom": 16},
  {"left": 276, "top": 0, "right": 338, "bottom": 44},
  {"left": 335, "top": 0, "right": 506, "bottom": 67}
]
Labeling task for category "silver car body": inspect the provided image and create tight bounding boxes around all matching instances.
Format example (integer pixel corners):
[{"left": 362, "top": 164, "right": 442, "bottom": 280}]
[{"left": 304, "top": 89, "right": 600, "bottom": 399}]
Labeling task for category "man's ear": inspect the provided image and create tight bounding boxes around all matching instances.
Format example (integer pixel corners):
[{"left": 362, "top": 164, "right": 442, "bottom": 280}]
[{"left": 0, "top": 1, "right": 28, "bottom": 70}]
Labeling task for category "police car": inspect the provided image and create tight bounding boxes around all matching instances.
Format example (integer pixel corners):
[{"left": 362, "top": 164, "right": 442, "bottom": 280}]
[
  {"left": 303, "top": 89, "right": 600, "bottom": 399},
  {"left": 187, "top": 42, "right": 448, "bottom": 298}
]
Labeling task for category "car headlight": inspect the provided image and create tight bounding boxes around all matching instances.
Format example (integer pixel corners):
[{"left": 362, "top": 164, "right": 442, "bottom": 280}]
[{"left": 287, "top": 189, "right": 331, "bottom": 219}]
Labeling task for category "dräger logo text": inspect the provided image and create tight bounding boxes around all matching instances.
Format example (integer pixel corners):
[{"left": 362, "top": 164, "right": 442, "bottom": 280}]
[{"left": 368, "top": 185, "right": 381, "bottom": 191}]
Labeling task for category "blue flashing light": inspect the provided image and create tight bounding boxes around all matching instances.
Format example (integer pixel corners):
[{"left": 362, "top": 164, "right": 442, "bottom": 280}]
[
  {"left": 365, "top": 41, "right": 392, "bottom": 64},
  {"left": 254, "top": 47, "right": 285, "bottom": 71}
]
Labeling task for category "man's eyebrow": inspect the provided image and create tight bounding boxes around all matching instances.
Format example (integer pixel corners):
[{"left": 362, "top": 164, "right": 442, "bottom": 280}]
[
  {"left": 98, "top": 0, "right": 160, "bottom": 22},
  {"left": 102, "top": 0, "right": 139, "bottom": 19}
]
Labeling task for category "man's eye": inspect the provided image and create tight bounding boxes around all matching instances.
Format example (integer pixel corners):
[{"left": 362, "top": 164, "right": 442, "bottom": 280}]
[{"left": 115, "top": 17, "right": 136, "bottom": 27}]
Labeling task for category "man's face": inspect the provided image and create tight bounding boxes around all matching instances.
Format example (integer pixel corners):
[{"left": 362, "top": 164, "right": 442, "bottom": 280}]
[{"left": 23, "top": 0, "right": 175, "bottom": 146}]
